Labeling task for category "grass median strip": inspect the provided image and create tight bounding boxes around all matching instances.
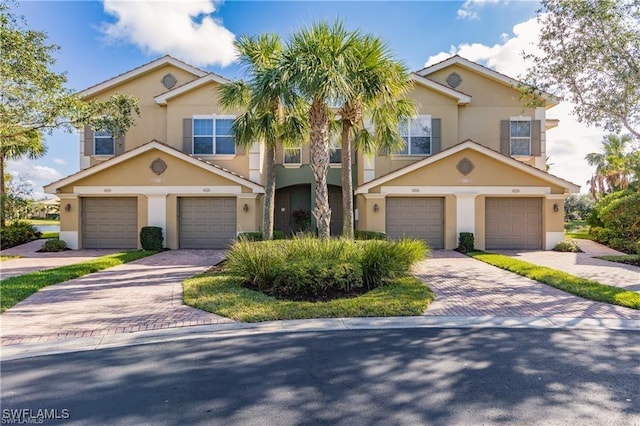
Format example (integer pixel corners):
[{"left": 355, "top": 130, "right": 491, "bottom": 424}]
[
  {"left": 0, "top": 250, "right": 157, "bottom": 312},
  {"left": 595, "top": 254, "right": 640, "bottom": 267},
  {"left": 183, "top": 272, "right": 435, "bottom": 322},
  {"left": 468, "top": 251, "right": 640, "bottom": 309}
]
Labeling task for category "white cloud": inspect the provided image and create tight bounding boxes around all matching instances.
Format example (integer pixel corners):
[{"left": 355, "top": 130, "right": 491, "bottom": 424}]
[
  {"left": 424, "top": 16, "right": 603, "bottom": 192},
  {"left": 6, "top": 160, "right": 65, "bottom": 198},
  {"left": 52, "top": 158, "right": 67, "bottom": 165},
  {"left": 101, "top": 0, "right": 237, "bottom": 67},
  {"left": 457, "top": 0, "right": 501, "bottom": 20}
]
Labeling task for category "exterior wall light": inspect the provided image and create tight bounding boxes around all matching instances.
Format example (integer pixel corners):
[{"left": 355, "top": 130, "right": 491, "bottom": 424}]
[
  {"left": 373, "top": 204, "right": 379, "bottom": 213},
  {"left": 243, "top": 203, "right": 249, "bottom": 213},
  {"left": 553, "top": 203, "right": 559, "bottom": 213},
  {"left": 65, "top": 203, "right": 72, "bottom": 212}
]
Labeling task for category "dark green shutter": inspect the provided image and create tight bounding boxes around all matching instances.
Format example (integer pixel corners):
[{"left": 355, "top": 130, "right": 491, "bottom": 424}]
[
  {"left": 183, "top": 118, "right": 192, "bottom": 154},
  {"left": 531, "top": 120, "right": 542, "bottom": 156},
  {"left": 500, "top": 120, "right": 510, "bottom": 155},
  {"left": 431, "top": 118, "right": 441, "bottom": 154}
]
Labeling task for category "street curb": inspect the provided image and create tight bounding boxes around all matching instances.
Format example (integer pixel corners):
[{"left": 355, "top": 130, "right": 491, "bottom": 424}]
[{"left": 2, "top": 315, "right": 639, "bottom": 361}]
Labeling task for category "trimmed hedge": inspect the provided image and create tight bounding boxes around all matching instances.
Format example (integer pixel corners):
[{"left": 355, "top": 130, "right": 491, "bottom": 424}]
[
  {"left": 238, "top": 230, "right": 285, "bottom": 241},
  {"left": 354, "top": 230, "right": 387, "bottom": 240},
  {"left": 457, "top": 232, "right": 475, "bottom": 253},
  {"left": 140, "top": 226, "right": 163, "bottom": 250},
  {"left": 0, "top": 221, "right": 41, "bottom": 249},
  {"left": 39, "top": 239, "right": 68, "bottom": 252},
  {"left": 552, "top": 239, "right": 582, "bottom": 252}
]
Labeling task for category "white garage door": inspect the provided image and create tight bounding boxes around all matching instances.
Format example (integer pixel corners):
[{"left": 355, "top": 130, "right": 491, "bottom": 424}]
[
  {"left": 486, "top": 197, "right": 542, "bottom": 250},
  {"left": 179, "top": 197, "right": 237, "bottom": 249},
  {"left": 386, "top": 197, "right": 444, "bottom": 249},
  {"left": 83, "top": 197, "right": 138, "bottom": 249}
]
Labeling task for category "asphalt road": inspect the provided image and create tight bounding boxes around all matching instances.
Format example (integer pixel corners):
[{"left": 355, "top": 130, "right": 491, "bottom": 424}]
[{"left": 1, "top": 328, "right": 639, "bottom": 425}]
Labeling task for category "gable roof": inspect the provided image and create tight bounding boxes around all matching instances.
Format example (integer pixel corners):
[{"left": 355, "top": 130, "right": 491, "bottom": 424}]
[
  {"left": 416, "top": 55, "right": 559, "bottom": 107},
  {"left": 154, "top": 73, "right": 230, "bottom": 105},
  {"left": 80, "top": 55, "right": 208, "bottom": 98},
  {"left": 355, "top": 139, "right": 580, "bottom": 194},
  {"left": 410, "top": 74, "right": 471, "bottom": 105},
  {"left": 44, "top": 141, "right": 264, "bottom": 194}
]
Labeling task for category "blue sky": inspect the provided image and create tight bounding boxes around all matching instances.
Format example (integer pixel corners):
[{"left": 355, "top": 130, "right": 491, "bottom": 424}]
[{"left": 9, "top": 0, "right": 601, "bottom": 198}]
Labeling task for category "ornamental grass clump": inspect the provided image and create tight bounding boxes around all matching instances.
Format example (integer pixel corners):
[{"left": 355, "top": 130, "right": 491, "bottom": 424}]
[{"left": 224, "top": 236, "right": 429, "bottom": 301}]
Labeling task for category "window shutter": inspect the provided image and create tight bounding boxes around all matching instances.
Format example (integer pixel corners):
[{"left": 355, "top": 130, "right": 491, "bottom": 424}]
[
  {"left": 531, "top": 120, "right": 542, "bottom": 156},
  {"left": 431, "top": 118, "right": 441, "bottom": 154},
  {"left": 499, "top": 120, "right": 510, "bottom": 155},
  {"left": 183, "top": 118, "right": 192, "bottom": 154},
  {"left": 115, "top": 129, "right": 125, "bottom": 155},
  {"left": 84, "top": 126, "right": 94, "bottom": 156}
]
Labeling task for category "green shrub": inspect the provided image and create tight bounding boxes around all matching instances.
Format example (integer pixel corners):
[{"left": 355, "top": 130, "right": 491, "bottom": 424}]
[
  {"left": 140, "top": 226, "right": 163, "bottom": 250},
  {"left": 238, "top": 231, "right": 285, "bottom": 241},
  {"left": 270, "top": 259, "right": 363, "bottom": 300},
  {"left": 0, "top": 221, "right": 41, "bottom": 249},
  {"left": 358, "top": 239, "right": 429, "bottom": 288},
  {"left": 457, "top": 232, "right": 475, "bottom": 253},
  {"left": 354, "top": 230, "right": 387, "bottom": 240},
  {"left": 39, "top": 239, "right": 68, "bottom": 252},
  {"left": 225, "top": 236, "right": 429, "bottom": 298},
  {"left": 552, "top": 239, "right": 582, "bottom": 252},
  {"left": 637, "top": 240, "right": 640, "bottom": 256},
  {"left": 587, "top": 190, "right": 640, "bottom": 253}
]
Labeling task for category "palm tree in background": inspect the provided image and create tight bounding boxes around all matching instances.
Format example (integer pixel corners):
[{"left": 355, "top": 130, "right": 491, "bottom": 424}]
[
  {"left": 585, "top": 133, "right": 635, "bottom": 199},
  {"left": 219, "top": 34, "right": 308, "bottom": 240}
]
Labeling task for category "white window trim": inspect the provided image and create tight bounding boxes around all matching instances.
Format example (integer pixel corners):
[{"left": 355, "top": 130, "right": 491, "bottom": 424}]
[
  {"left": 192, "top": 115, "right": 236, "bottom": 156},
  {"left": 396, "top": 114, "right": 432, "bottom": 156},
  {"left": 283, "top": 146, "right": 302, "bottom": 165},
  {"left": 329, "top": 139, "right": 342, "bottom": 165},
  {"left": 93, "top": 132, "right": 115, "bottom": 156},
  {"left": 509, "top": 116, "right": 532, "bottom": 157}
]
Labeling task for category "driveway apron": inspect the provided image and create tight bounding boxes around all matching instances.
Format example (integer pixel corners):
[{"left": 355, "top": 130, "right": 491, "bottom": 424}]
[
  {"left": 1, "top": 250, "right": 233, "bottom": 345},
  {"left": 416, "top": 250, "right": 640, "bottom": 319}
]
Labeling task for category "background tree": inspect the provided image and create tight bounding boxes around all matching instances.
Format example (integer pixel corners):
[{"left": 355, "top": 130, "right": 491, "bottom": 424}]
[
  {"left": 219, "top": 34, "right": 308, "bottom": 240},
  {"left": 0, "top": 4, "right": 139, "bottom": 226},
  {"left": 585, "top": 134, "right": 636, "bottom": 198},
  {"left": 283, "top": 21, "right": 360, "bottom": 239},
  {"left": 2, "top": 172, "right": 33, "bottom": 221},
  {"left": 523, "top": 0, "right": 640, "bottom": 138},
  {"left": 336, "top": 33, "right": 415, "bottom": 238},
  {"left": 563, "top": 193, "right": 595, "bottom": 221}
]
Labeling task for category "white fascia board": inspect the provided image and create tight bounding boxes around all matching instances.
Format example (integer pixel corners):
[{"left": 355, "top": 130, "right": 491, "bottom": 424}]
[
  {"left": 74, "top": 186, "right": 243, "bottom": 195},
  {"left": 45, "top": 141, "right": 264, "bottom": 194},
  {"left": 410, "top": 74, "right": 471, "bottom": 105},
  {"left": 80, "top": 56, "right": 207, "bottom": 98},
  {"left": 380, "top": 186, "right": 551, "bottom": 195},
  {"left": 154, "top": 74, "right": 230, "bottom": 105}
]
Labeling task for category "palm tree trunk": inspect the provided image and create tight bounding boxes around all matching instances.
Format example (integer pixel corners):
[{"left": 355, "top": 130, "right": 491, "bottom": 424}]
[
  {"left": 262, "top": 144, "right": 276, "bottom": 240},
  {"left": 341, "top": 120, "right": 354, "bottom": 239},
  {"left": 0, "top": 153, "right": 5, "bottom": 228},
  {"left": 309, "top": 99, "right": 331, "bottom": 239}
]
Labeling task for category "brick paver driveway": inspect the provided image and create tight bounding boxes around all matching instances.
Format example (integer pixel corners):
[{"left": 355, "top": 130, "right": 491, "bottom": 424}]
[
  {"left": 1, "top": 250, "right": 232, "bottom": 345},
  {"left": 416, "top": 250, "right": 640, "bottom": 319}
]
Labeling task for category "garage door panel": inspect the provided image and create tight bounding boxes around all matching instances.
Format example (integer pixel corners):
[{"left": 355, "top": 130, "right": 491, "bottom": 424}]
[
  {"left": 83, "top": 198, "right": 138, "bottom": 249},
  {"left": 386, "top": 197, "right": 444, "bottom": 249},
  {"left": 179, "top": 197, "right": 236, "bottom": 249},
  {"left": 486, "top": 197, "right": 542, "bottom": 250}
]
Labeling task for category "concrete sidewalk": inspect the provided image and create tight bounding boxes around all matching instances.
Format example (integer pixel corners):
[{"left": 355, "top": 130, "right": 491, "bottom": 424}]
[{"left": 0, "top": 240, "right": 119, "bottom": 279}]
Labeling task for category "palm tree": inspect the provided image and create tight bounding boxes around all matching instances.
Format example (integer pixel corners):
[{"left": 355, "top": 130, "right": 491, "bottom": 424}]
[
  {"left": 335, "top": 34, "right": 415, "bottom": 238},
  {"left": 585, "top": 133, "right": 634, "bottom": 199},
  {"left": 283, "top": 21, "right": 361, "bottom": 239},
  {"left": 0, "top": 129, "right": 46, "bottom": 226},
  {"left": 219, "top": 34, "right": 308, "bottom": 240}
]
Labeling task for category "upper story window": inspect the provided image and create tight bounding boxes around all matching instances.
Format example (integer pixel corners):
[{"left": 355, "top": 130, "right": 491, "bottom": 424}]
[
  {"left": 330, "top": 137, "right": 341, "bottom": 164},
  {"left": 283, "top": 145, "right": 302, "bottom": 164},
  {"left": 510, "top": 119, "right": 531, "bottom": 156},
  {"left": 94, "top": 130, "right": 115, "bottom": 156},
  {"left": 397, "top": 115, "right": 431, "bottom": 155},
  {"left": 193, "top": 117, "right": 236, "bottom": 155}
]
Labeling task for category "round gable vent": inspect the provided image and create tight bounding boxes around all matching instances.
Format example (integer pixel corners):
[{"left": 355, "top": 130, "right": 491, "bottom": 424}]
[
  {"left": 150, "top": 158, "right": 168, "bottom": 175},
  {"left": 456, "top": 158, "right": 474, "bottom": 176},
  {"left": 446, "top": 72, "right": 463, "bottom": 88},
  {"left": 161, "top": 73, "right": 177, "bottom": 89}
]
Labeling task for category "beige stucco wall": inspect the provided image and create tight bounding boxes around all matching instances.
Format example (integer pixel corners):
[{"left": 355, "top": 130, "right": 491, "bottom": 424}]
[
  {"left": 368, "top": 148, "right": 566, "bottom": 194},
  {"left": 87, "top": 64, "right": 200, "bottom": 160}
]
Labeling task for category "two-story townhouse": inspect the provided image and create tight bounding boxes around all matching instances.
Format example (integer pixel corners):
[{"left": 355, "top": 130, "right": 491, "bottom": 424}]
[{"left": 44, "top": 55, "right": 579, "bottom": 250}]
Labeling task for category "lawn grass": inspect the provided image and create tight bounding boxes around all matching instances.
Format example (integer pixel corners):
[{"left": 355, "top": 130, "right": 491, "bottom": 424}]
[
  {"left": 25, "top": 219, "right": 60, "bottom": 226},
  {"left": 0, "top": 250, "right": 157, "bottom": 312},
  {"left": 564, "top": 220, "right": 593, "bottom": 240},
  {"left": 468, "top": 251, "right": 640, "bottom": 309},
  {"left": 595, "top": 254, "right": 640, "bottom": 267},
  {"left": 40, "top": 232, "right": 59, "bottom": 239},
  {"left": 183, "top": 272, "right": 435, "bottom": 322},
  {"left": 0, "top": 255, "right": 22, "bottom": 261}
]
